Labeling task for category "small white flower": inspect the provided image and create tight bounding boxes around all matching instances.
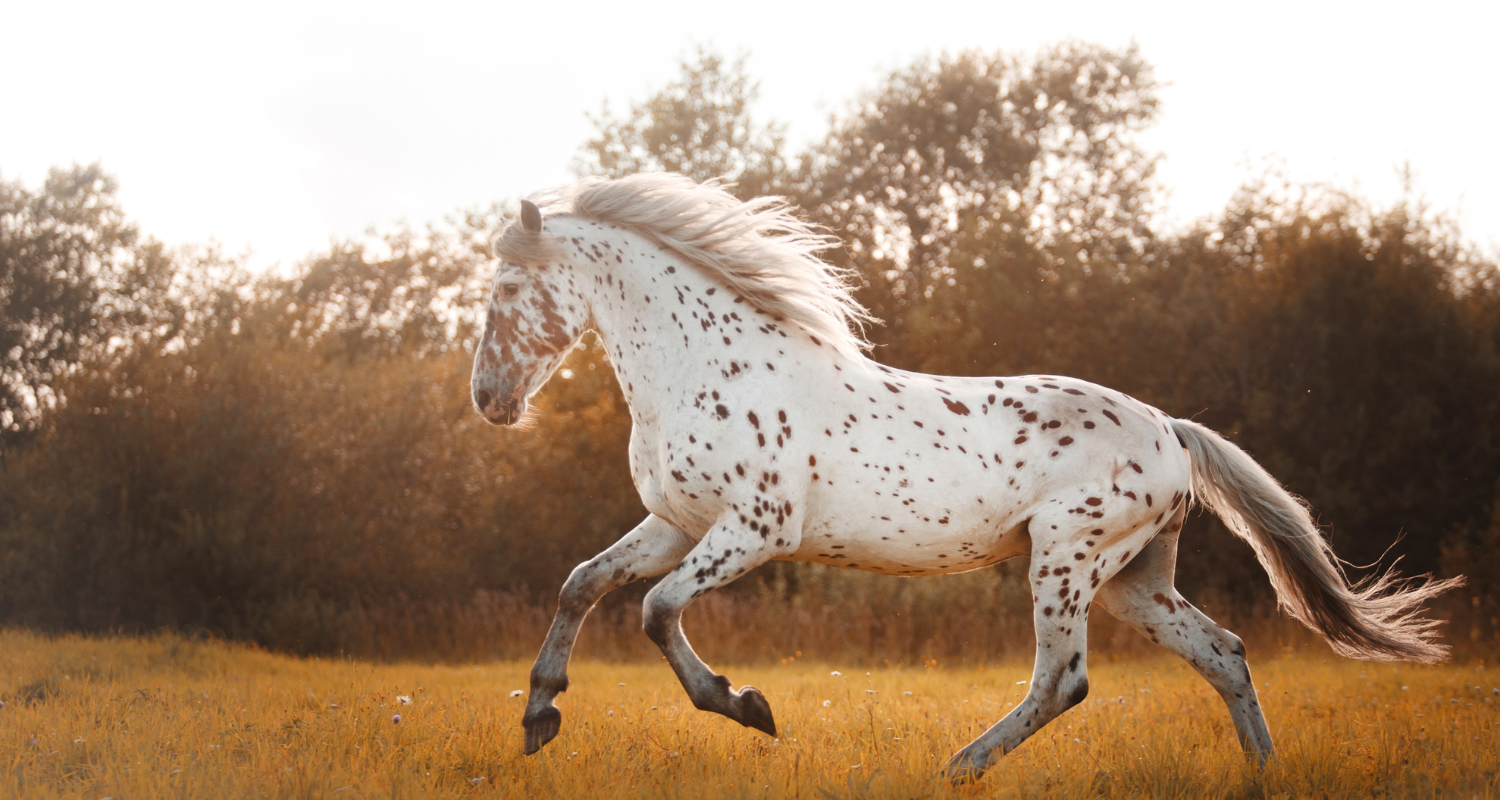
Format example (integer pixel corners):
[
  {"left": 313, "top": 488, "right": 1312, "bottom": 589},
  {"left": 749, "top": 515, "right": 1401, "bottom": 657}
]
[
  {"left": 607, "top": 710, "right": 614, "bottom": 716},
  {"left": 1016, "top": 680, "right": 1027, "bottom": 685},
  {"left": 865, "top": 689, "right": 878, "bottom": 694},
  {"left": 830, "top": 671, "right": 841, "bottom": 677},
  {"left": 902, "top": 691, "right": 912, "bottom": 696},
  {"left": 396, "top": 696, "right": 411, "bottom": 705},
  {"left": 74, "top": 738, "right": 86, "bottom": 744},
  {"left": 1402, "top": 686, "right": 1409, "bottom": 690},
  {"left": 618, "top": 683, "right": 626, "bottom": 687},
  {"left": 822, "top": 700, "right": 831, "bottom": 707},
  {"left": 510, "top": 690, "right": 525, "bottom": 697},
  {"left": 470, "top": 777, "right": 486, "bottom": 786},
  {"left": 391, "top": 714, "right": 402, "bottom": 724}
]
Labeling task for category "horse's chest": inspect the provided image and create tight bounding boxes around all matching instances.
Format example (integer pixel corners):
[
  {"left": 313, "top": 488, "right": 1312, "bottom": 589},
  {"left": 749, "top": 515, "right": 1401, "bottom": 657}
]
[{"left": 627, "top": 422, "right": 719, "bottom": 538}]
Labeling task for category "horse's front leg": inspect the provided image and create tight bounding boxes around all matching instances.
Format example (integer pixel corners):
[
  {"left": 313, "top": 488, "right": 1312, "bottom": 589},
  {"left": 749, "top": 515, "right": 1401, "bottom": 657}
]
[
  {"left": 523, "top": 514, "right": 693, "bottom": 754},
  {"left": 642, "top": 519, "right": 786, "bottom": 737}
]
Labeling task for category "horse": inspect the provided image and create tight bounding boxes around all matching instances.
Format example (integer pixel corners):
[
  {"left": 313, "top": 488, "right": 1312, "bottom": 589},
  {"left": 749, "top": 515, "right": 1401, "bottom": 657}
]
[{"left": 469, "top": 172, "right": 1459, "bottom": 781}]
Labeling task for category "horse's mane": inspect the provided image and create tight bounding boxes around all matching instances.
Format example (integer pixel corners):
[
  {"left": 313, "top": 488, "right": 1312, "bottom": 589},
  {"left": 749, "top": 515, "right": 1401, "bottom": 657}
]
[{"left": 494, "top": 173, "right": 873, "bottom": 358}]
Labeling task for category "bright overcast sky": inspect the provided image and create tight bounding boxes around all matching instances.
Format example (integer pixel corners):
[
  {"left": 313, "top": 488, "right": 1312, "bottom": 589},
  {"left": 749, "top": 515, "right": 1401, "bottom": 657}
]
[{"left": 5, "top": 0, "right": 1496, "bottom": 272}]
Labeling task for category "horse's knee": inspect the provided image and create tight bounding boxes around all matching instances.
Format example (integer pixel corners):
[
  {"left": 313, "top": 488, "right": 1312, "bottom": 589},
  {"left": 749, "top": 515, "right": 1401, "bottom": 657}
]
[{"left": 642, "top": 595, "right": 675, "bottom": 646}]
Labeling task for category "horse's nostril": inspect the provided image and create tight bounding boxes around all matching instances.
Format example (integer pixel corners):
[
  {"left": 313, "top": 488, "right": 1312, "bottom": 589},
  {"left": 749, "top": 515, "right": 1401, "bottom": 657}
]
[{"left": 475, "top": 389, "right": 492, "bottom": 411}]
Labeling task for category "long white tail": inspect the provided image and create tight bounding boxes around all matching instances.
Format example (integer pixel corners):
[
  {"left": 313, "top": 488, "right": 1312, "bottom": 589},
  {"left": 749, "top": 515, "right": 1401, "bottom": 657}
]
[{"left": 1170, "top": 418, "right": 1462, "bottom": 663}]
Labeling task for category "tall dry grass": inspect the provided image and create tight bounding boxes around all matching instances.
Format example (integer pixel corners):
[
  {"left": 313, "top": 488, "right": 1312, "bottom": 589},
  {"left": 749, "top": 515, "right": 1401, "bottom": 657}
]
[{"left": 3, "top": 629, "right": 1496, "bottom": 798}]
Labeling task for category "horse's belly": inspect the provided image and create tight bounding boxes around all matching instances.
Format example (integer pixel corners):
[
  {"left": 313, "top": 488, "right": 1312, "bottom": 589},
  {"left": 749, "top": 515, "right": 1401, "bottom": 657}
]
[{"left": 789, "top": 506, "right": 1030, "bottom": 576}]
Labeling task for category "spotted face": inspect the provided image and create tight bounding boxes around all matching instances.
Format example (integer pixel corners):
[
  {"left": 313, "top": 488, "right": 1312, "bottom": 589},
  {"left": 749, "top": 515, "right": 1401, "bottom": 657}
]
[{"left": 471, "top": 206, "right": 589, "bottom": 425}]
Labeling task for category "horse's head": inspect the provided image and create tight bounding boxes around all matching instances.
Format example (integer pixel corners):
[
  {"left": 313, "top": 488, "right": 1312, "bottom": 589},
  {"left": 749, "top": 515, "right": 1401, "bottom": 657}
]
[{"left": 471, "top": 200, "right": 590, "bottom": 426}]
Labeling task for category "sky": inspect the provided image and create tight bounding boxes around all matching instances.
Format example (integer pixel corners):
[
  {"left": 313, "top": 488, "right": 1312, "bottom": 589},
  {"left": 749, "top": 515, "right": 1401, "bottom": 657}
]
[{"left": 5, "top": 0, "right": 1497, "bottom": 273}]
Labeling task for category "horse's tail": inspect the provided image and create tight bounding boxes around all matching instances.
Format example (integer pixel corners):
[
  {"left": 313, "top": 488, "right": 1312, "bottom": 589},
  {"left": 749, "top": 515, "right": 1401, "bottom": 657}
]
[{"left": 1169, "top": 418, "right": 1462, "bottom": 664}]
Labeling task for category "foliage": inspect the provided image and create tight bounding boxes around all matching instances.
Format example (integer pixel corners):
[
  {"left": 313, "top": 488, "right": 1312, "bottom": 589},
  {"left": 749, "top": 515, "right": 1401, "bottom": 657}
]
[
  {"left": 575, "top": 45, "right": 790, "bottom": 198},
  {"left": 1, "top": 44, "right": 1498, "bottom": 661},
  {"left": 796, "top": 42, "right": 1161, "bottom": 362}
]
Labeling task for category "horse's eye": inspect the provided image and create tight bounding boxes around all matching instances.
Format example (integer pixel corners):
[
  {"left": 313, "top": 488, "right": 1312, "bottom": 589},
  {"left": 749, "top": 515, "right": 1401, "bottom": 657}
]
[{"left": 502, "top": 283, "right": 520, "bottom": 298}]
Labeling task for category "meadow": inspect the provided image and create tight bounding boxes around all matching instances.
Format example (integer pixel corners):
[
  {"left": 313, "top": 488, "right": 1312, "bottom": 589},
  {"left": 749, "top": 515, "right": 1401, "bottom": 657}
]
[{"left": 2, "top": 629, "right": 1496, "bottom": 799}]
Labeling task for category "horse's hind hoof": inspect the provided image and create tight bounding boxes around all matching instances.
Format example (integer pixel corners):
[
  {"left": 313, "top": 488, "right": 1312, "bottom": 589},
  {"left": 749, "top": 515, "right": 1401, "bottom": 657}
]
[
  {"left": 735, "top": 685, "right": 777, "bottom": 737},
  {"left": 522, "top": 705, "right": 562, "bottom": 755},
  {"left": 942, "top": 750, "right": 989, "bottom": 785}
]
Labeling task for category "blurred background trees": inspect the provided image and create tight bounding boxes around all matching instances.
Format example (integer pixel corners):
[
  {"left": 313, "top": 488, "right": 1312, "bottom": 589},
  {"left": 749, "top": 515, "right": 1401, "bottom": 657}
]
[{"left": 2, "top": 43, "right": 1497, "bottom": 663}]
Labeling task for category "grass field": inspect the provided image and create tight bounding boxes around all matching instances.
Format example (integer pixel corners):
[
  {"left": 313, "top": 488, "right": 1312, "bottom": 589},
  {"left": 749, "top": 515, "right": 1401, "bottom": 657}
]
[{"left": 2, "top": 629, "right": 1497, "bottom": 799}]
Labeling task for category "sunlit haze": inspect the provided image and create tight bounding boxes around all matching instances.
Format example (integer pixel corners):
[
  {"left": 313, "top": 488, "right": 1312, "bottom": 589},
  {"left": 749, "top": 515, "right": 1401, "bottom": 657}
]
[{"left": 6, "top": 0, "right": 1495, "bottom": 272}]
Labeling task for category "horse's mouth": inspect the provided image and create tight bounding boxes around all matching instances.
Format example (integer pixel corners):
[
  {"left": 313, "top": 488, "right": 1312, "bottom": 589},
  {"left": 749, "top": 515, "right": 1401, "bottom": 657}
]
[{"left": 481, "top": 398, "right": 526, "bottom": 426}]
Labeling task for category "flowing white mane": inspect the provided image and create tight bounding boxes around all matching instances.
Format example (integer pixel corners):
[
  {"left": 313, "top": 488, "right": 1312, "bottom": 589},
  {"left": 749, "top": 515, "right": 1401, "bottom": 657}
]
[{"left": 496, "top": 173, "right": 873, "bottom": 358}]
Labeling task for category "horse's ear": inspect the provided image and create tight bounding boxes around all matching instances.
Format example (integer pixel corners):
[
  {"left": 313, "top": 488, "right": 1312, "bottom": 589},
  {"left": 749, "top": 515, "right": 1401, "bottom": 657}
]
[{"left": 520, "top": 200, "right": 542, "bottom": 234}]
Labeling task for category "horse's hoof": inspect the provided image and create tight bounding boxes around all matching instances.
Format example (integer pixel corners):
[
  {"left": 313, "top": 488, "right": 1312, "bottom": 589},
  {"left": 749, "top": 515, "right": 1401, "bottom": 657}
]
[
  {"left": 942, "top": 751, "right": 988, "bottom": 784},
  {"left": 522, "top": 705, "right": 562, "bottom": 755},
  {"left": 735, "top": 685, "right": 777, "bottom": 737}
]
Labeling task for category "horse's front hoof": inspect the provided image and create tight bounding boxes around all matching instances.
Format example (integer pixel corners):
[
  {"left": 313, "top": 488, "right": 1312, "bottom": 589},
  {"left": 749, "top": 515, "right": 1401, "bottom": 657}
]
[
  {"left": 522, "top": 705, "right": 562, "bottom": 755},
  {"left": 735, "top": 685, "right": 777, "bottom": 737}
]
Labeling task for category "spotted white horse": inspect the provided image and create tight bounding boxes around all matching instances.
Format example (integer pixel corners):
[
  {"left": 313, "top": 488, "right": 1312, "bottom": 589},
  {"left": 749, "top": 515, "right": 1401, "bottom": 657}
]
[{"left": 469, "top": 173, "right": 1459, "bottom": 781}]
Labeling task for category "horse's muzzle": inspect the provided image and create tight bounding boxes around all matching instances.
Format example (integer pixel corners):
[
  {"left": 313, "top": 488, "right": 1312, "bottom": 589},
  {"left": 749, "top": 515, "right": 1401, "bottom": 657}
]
[{"left": 474, "top": 387, "right": 526, "bottom": 426}]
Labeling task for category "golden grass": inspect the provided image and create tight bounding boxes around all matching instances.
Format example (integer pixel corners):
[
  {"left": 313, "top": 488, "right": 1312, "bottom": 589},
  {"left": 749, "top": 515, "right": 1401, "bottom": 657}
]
[{"left": 2, "top": 629, "right": 1497, "bottom": 799}]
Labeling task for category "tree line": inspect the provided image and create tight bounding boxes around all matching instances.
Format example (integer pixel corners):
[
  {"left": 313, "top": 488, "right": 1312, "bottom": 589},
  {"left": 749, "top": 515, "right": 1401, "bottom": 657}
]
[{"left": 3, "top": 43, "right": 1497, "bottom": 662}]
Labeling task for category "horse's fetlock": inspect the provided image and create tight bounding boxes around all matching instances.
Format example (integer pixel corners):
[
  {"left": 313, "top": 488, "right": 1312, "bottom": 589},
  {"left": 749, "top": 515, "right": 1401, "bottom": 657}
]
[{"left": 530, "top": 670, "right": 569, "bottom": 695}]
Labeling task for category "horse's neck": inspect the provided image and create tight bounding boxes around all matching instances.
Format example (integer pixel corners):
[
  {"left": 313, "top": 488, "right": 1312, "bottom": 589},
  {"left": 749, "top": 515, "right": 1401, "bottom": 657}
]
[{"left": 574, "top": 225, "right": 815, "bottom": 422}]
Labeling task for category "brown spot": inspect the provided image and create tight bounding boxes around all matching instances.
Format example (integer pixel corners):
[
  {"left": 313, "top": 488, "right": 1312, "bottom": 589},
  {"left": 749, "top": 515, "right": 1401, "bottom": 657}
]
[
  {"left": 1085, "top": 497, "right": 1102, "bottom": 506},
  {"left": 747, "top": 412, "right": 759, "bottom": 428},
  {"left": 1102, "top": 410, "right": 1121, "bottom": 426},
  {"left": 943, "top": 398, "right": 971, "bottom": 416},
  {"left": 884, "top": 382, "right": 901, "bottom": 393},
  {"left": 808, "top": 455, "right": 817, "bottom": 466},
  {"left": 1022, "top": 411, "right": 1039, "bottom": 423},
  {"left": 1059, "top": 436, "right": 1074, "bottom": 446},
  {"left": 1152, "top": 593, "right": 1177, "bottom": 613}
]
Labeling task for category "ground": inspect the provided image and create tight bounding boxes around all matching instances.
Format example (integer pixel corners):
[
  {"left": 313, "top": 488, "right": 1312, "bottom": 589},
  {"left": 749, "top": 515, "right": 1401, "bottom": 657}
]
[{"left": 1, "top": 630, "right": 1496, "bottom": 798}]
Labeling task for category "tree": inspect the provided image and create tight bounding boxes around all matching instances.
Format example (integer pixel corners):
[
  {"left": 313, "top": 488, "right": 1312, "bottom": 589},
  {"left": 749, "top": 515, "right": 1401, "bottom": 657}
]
[
  {"left": 574, "top": 45, "right": 791, "bottom": 198},
  {"left": 799, "top": 43, "right": 1161, "bottom": 366},
  {"left": 0, "top": 165, "right": 159, "bottom": 443}
]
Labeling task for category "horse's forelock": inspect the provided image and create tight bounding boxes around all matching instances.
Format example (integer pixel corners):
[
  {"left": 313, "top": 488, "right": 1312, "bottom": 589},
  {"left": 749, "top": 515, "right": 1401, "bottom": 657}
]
[{"left": 492, "top": 218, "right": 566, "bottom": 268}]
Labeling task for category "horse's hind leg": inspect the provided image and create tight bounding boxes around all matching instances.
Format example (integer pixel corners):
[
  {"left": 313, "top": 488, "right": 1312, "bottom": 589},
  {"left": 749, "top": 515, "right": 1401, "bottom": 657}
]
[
  {"left": 1094, "top": 509, "right": 1276, "bottom": 761},
  {"left": 522, "top": 514, "right": 693, "bottom": 754},
  {"left": 945, "top": 514, "right": 1148, "bottom": 783}
]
